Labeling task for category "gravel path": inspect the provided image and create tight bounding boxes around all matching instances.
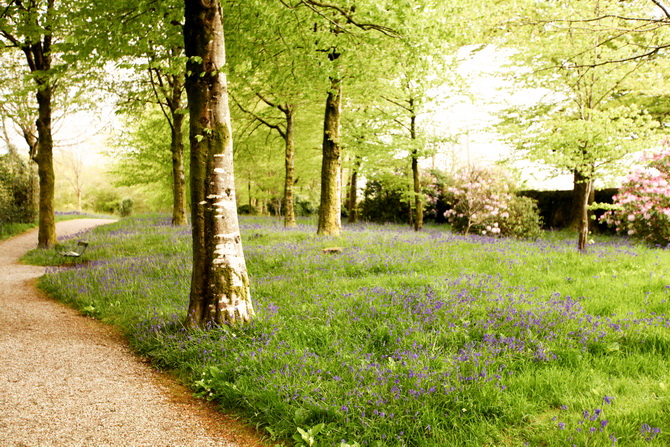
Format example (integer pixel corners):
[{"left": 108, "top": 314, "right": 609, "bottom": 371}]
[{"left": 0, "top": 219, "right": 262, "bottom": 447}]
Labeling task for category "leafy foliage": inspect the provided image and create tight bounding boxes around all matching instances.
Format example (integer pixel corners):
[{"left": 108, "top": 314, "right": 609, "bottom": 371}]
[
  {"left": 359, "top": 180, "right": 410, "bottom": 224},
  {"left": 499, "top": 195, "right": 543, "bottom": 240},
  {"left": 0, "top": 151, "right": 35, "bottom": 223},
  {"left": 107, "top": 111, "right": 188, "bottom": 210}
]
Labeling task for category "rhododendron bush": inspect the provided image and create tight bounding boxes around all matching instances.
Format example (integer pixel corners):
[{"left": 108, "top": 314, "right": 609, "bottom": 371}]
[
  {"left": 444, "top": 167, "right": 542, "bottom": 239},
  {"left": 601, "top": 145, "right": 670, "bottom": 246}
]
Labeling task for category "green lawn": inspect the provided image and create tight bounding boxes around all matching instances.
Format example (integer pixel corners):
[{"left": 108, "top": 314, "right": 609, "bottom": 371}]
[
  {"left": 1, "top": 211, "right": 114, "bottom": 241},
  {"left": 27, "top": 215, "right": 669, "bottom": 446}
]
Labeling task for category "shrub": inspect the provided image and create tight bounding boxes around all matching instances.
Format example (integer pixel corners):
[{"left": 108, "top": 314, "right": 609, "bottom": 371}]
[
  {"left": 119, "top": 197, "right": 134, "bottom": 217},
  {"left": 445, "top": 166, "right": 542, "bottom": 239},
  {"left": 601, "top": 144, "right": 670, "bottom": 247},
  {"left": 359, "top": 180, "right": 410, "bottom": 224},
  {"left": 499, "top": 195, "right": 543, "bottom": 240},
  {"left": 295, "top": 195, "right": 316, "bottom": 216},
  {"left": 0, "top": 151, "right": 36, "bottom": 223},
  {"left": 238, "top": 204, "right": 258, "bottom": 215}
]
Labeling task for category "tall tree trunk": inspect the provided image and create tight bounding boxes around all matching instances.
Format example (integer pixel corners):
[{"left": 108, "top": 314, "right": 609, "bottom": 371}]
[
  {"left": 35, "top": 85, "right": 56, "bottom": 248},
  {"left": 171, "top": 110, "right": 188, "bottom": 225},
  {"left": 317, "top": 78, "right": 342, "bottom": 236},
  {"left": 347, "top": 157, "right": 360, "bottom": 224},
  {"left": 283, "top": 106, "right": 296, "bottom": 228},
  {"left": 409, "top": 99, "right": 422, "bottom": 232},
  {"left": 183, "top": 0, "right": 254, "bottom": 329}
]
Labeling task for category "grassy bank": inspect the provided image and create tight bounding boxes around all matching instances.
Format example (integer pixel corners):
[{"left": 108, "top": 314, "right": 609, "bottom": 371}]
[
  {"left": 28, "top": 215, "right": 668, "bottom": 446},
  {"left": 1, "top": 211, "right": 113, "bottom": 241}
]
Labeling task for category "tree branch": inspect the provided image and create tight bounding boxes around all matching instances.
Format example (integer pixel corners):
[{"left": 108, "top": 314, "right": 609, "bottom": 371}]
[
  {"left": 256, "top": 92, "right": 278, "bottom": 109},
  {"left": 0, "top": 0, "right": 18, "bottom": 20},
  {"left": 651, "top": 0, "right": 670, "bottom": 20},
  {"left": 148, "top": 66, "right": 174, "bottom": 131},
  {"left": 232, "top": 94, "right": 286, "bottom": 140},
  {"left": 299, "top": 0, "right": 401, "bottom": 38},
  {"left": 381, "top": 95, "right": 412, "bottom": 113}
]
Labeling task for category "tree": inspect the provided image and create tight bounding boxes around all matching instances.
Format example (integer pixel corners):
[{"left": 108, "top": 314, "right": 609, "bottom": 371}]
[
  {"left": 92, "top": 0, "right": 190, "bottom": 225},
  {"left": 0, "top": 0, "right": 60, "bottom": 247},
  {"left": 224, "top": 1, "right": 325, "bottom": 227},
  {"left": 106, "top": 111, "right": 184, "bottom": 211},
  {"left": 0, "top": 54, "right": 38, "bottom": 219},
  {"left": 276, "top": 1, "right": 400, "bottom": 236},
  {"left": 498, "top": 0, "right": 663, "bottom": 251},
  {"left": 375, "top": 2, "right": 456, "bottom": 232},
  {"left": 233, "top": 96, "right": 298, "bottom": 226},
  {"left": 56, "top": 146, "right": 85, "bottom": 211},
  {"left": 183, "top": 0, "right": 254, "bottom": 328}
]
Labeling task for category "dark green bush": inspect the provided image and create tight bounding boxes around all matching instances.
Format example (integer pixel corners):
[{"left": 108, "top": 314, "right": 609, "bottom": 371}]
[
  {"left": 0, "top": 151, "right": 36, "bottom": 224},
  {"left": 119, "top": 197, "right": 134, "bottom": 217},
  {"left": 359, "top": 180, "right": 410, "bottom": 224}
]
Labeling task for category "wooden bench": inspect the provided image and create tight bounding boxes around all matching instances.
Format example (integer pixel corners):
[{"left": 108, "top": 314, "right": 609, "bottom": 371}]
[{"left": 56, "top": 240, "right": 89, "bottom": 264}]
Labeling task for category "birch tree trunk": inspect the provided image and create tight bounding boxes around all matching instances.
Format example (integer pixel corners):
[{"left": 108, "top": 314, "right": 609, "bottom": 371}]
[
  {"left": 317, "top": 78, "right": 342, "bottom": 236},
  {"left": 183, "top": 0, "right": 254, "bottom": 328}
]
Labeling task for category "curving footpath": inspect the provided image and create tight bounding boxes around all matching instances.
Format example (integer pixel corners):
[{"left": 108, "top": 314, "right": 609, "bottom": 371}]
[{"left": 0, "top": 219, "right": 259, "bottom": 447}]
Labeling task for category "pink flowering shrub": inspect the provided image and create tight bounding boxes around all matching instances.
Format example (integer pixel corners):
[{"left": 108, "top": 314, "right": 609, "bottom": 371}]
[
  {"left": 444, "top": 167, "right": 542, "bottom": 239},
  {"left": 601, "top": 145, "right": 670, "bottom": 246}
]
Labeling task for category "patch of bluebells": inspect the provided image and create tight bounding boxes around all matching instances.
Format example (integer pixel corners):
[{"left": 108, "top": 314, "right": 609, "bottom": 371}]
[
  {"left": 136, "top": 276, "right": 669, "bottom": 444},
  {"left": 640, "top": 423, "right": 662, "bottom": 442},
  {"left": 554, "top": 397, "right": 616, "bottom": 446},
  {"left": 38, "top": 216, "right": 670, "bottom": 446}
]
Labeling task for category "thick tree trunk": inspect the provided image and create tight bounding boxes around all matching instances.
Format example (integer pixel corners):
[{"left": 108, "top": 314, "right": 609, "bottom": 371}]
[
  {"left": 184, "top": 0, "right": 254, "bottom": 329},
  {"left": 283, "top": 106, "right": 296, "bottom": 228},
  {"left": 347, "top": 157, "right": 360, "bottom": 224},
  {"left": 317, "top": 78, "right": 342, "bottom": 236},
  {"left": 171, "top": 110, "right": 188, "bottom": 225},
  {"left": 35, "top": 85, "right": 56, "bottom": 248}
]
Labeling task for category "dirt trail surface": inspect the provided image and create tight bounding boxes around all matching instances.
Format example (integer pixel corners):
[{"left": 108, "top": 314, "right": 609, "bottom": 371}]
[{"left": 0, "top": 219, "right": 264, "bottom": 447}]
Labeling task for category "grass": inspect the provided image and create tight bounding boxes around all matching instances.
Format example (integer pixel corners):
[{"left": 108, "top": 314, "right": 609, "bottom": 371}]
[
  {"left": 26, "top": 214, "right": 669, "bottom": 446},
  {"left": 0, "top": 221, "right": 36, "bottom": 241},
  {"left": 1, "top": 210, "right": 114, "bottom": 241}
]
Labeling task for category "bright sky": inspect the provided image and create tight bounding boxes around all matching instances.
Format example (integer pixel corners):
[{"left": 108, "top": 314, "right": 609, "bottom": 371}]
[{"left": 424, "top": 45, "right": 575, "bottom": 190}]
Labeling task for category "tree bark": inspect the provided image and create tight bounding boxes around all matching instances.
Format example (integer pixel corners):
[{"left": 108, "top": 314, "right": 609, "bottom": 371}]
[
  {"left": 573, "top": 169, "right": 593, "bottom": 252},
  {"left": 317, "top": 78, "right": 342, "bottom": 236},
  {"left": 409, "top": 99, "right": 422, "bottom": 232},
  {"left": 347, "top": 157, "right": 360, "bottom": 224},
  {"left": 171, "top": 108, "right": 188, "bottom": 226},
  {"left": 283, "top": 105, "right": 296, "bottom": 227},
  {"left": 35, "top": 83, "right": 56, "bottom": 248},
  {"left": 183, "top": 0, "right": 254, "bottom": 328}
]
